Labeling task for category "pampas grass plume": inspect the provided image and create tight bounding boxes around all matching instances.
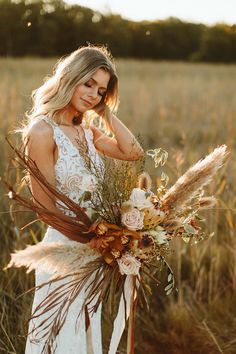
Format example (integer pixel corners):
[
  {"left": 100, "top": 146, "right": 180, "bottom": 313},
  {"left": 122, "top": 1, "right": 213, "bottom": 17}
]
[
  {"left": 6, "top": 242, "right": 100, "bottom": 276},
  {"left": 163, "top": 218, "right": 183, "bottom": 231},
  {"left": 162, "top": 145, "right": 228, "bottom": 214},
  {"left": 197, "top": 196, "right": 217, "bottom": 209}
]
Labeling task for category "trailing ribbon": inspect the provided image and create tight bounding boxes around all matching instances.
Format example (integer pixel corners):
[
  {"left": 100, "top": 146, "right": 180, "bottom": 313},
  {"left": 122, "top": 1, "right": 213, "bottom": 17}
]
[
  {"left": 127, "top": 276, "right": 138, "bottom": 354},
  {"left": 108, "top": 275, "right": 139, "bottom": 354}
]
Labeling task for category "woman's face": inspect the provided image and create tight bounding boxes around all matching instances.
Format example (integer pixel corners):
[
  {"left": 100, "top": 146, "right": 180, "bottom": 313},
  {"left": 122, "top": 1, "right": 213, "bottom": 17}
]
[{"left": 70, "top": 68, "right": 110, "bottom": 113}]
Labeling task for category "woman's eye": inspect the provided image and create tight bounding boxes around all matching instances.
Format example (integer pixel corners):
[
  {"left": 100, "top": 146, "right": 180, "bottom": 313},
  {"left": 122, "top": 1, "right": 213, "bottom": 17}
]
[
  {"left": 98, "top": 91, "right": 106, "bottom": 97},
  {"left": 85, "top": 82, "right": 106, "bottom": 98}
]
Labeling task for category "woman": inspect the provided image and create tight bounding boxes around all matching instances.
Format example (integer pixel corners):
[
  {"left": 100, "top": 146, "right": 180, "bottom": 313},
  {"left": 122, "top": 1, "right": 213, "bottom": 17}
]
[{"left": 23, "top": 45, "right": 144, "bottom": 354}]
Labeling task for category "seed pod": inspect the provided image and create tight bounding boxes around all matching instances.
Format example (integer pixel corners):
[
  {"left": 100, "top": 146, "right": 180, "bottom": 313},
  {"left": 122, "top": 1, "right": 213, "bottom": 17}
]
[{"left": 138, "top": 172, "right": 152, "bottom": 191}]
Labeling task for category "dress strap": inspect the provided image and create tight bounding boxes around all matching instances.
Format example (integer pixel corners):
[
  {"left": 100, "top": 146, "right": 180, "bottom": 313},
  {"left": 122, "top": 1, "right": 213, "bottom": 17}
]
[
  {"left": 40, "top": 115, "right": 58, "bottom": 128},
  {"left": 39, "top": 115, "right": 68, "bottom": 152}
]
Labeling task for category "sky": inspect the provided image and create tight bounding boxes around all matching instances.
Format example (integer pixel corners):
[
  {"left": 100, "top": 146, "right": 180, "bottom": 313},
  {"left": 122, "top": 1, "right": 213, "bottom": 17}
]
[{"left": 66, "top": 0, "right": 236, "bottom": 25}]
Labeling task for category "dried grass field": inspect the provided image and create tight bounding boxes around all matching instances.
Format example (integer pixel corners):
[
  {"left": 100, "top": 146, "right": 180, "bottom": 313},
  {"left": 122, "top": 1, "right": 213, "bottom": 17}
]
[{"left": 0, "top": 58, "right": 236, "bottom": 354}]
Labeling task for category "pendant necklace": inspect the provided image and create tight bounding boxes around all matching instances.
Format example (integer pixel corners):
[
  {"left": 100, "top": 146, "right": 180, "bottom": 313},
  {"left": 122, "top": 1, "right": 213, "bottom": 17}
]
[
  {"left": 59, "top": 116, "right": 90, "bottom": 167},
  {"left": 72, "top": 115, "right": 83, "bottom": 125}
]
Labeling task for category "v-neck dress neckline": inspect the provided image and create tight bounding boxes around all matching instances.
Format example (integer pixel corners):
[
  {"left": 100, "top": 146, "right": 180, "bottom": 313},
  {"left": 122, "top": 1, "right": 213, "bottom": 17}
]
[{"left": 42, "top": 116, "right": 89, "bottom": 157}]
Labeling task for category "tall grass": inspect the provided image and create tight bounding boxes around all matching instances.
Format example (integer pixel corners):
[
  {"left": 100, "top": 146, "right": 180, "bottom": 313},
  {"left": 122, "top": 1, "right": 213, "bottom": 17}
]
[{"left": 0, "top": 58, "right": 235, "bottom": 354}]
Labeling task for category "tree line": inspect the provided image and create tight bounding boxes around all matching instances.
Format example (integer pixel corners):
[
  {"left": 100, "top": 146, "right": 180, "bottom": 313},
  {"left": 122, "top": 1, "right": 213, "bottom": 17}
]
[{"left": 0, "top": 0, "right": 236, "bottom": 62}]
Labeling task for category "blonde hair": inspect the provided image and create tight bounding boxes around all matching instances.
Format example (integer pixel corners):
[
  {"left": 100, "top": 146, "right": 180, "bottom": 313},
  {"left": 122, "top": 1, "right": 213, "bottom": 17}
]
[{"left": 23, "top": 45, "right": 119, "bottom": 136}]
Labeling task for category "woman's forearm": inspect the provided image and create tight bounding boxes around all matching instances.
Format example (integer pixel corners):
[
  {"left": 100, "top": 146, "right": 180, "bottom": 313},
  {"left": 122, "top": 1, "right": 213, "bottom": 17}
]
[{"left": 109, "top": 113, "right": 144, "bottom": 159}]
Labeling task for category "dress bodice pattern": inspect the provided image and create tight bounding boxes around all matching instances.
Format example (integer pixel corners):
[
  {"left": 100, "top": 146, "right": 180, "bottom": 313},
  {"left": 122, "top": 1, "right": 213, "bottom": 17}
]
[{"left": 39, "top": 115, "right": 103, "bottom": 210}]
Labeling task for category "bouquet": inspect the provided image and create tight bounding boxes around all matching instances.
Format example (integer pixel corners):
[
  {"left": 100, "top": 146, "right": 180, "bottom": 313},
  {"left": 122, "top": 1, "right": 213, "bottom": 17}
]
[{"left": 5, "top": 138, "right": 228, "bottom": 354}]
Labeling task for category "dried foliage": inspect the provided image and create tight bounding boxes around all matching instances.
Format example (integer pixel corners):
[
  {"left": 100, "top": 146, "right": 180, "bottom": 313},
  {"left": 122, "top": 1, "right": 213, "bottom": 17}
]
[{"left": 5, "top": 137, "right": 95, "bottom": 243}]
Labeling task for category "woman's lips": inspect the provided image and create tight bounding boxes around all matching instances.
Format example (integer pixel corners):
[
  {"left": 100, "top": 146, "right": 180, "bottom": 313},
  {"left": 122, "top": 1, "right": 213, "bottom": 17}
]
[{"left": 81, "top": 98, "right": 93, "bottom": 107}]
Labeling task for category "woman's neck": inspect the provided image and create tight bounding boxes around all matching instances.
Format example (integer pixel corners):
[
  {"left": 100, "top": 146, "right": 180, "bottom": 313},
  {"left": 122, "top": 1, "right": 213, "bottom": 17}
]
[{"left": 58, "top": 106, "right": 82, "bottom": 126}]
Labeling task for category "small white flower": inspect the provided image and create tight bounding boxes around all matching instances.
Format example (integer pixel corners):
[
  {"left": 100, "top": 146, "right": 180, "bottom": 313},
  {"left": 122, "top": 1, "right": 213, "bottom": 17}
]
[
  {"left": 117, "top": 253, "right": 141, "bottom": 275},
  {"left": 129, "top": 188, "right": 153, "bottom": 210},
  {"left": 121, "top": 208, "right": 144, "bottom": 231},
  {"left": 8, "top": 191, "right": 14, "bottom": 199},
  {"left": 149, "top": 227, "right": 169, "bottom": 244}
]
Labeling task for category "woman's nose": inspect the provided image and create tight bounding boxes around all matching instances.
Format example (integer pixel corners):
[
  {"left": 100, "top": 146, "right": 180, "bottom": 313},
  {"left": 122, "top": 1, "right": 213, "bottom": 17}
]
[{"left": 88, "top": 88, "right": 98, "bottom": 99}]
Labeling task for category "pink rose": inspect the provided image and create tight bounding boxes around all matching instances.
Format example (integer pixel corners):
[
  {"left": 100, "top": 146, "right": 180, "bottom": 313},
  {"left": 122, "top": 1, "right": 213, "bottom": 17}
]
[
  {"left": 121, "top": 208, "right": 144, "bottom": 231},
  {"left": 117, "top": 253, "right": 141, "bottom": 275}
]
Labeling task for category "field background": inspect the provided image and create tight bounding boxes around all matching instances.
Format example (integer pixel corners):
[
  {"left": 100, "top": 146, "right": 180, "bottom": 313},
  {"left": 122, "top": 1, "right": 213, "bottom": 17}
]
[{"left": 0, "top": 58, "right": 236, "bottom": 354}]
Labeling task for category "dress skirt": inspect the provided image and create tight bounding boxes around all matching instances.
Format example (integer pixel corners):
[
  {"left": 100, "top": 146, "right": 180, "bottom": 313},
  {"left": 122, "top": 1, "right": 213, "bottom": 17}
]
[{"left": 25, "top": 227, "right": 103, "bottom": 354}]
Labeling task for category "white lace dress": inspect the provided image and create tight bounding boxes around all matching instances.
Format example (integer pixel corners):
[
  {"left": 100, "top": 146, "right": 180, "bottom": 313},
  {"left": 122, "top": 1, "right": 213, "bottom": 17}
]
[{"left": 25, "top": 116, "right": 104, "bottom": 354}]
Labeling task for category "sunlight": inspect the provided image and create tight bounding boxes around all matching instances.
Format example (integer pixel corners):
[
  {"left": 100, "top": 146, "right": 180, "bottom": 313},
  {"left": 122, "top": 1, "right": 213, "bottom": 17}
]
[{"left": 66, "top": 0, "right": 235, "bottom": 25}]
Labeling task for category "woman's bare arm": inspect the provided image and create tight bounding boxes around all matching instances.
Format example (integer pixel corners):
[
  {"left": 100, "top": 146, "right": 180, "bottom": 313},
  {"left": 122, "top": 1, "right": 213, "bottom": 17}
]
[
  {"left": 25, "top": 120, "right": 59, "bottom": 213},
  {"left": 91, "top": 113, "right": 144, "bottom": 160}
]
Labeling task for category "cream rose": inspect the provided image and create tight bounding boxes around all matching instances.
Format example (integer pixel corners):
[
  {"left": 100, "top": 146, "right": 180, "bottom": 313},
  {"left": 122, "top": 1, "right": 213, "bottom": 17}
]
[
  {"left": 117, "top": 253, "right": 141, "bottom": 275},
  {"left": 129, "top": 188, "right": 153, "bottom": 210},
  {"left": 121, "top": 208, "right": 144, "bottom": 231}
]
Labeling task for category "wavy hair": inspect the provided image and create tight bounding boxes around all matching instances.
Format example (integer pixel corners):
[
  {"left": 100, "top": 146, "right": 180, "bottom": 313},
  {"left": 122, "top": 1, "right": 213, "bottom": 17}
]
[{"left": 23, "top": 45, "right": 119, "bottom": 136}]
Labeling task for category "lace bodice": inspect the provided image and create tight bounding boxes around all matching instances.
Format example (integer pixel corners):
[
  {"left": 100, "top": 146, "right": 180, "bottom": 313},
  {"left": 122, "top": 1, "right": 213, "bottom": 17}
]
[{"left": 39, "top": 116, "right": 103, "bottom": 209}]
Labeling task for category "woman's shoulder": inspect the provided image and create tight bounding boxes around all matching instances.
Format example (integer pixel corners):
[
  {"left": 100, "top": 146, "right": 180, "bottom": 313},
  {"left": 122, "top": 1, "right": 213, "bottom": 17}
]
[
  {"left": 26, "top": 117, "right": 54, "bottom": 140},
  {"left": 24, "top": 118, "right": 56, "bottom": 152}
]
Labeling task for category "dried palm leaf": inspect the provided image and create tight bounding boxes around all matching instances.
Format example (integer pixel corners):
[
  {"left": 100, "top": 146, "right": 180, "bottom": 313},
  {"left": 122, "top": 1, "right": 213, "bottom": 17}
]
[
  {"left": 5, "top": 137, "right": 95, "bottom": 243},
  {"left": 28, "top": 258, "right": 106, "bottom": 354}
]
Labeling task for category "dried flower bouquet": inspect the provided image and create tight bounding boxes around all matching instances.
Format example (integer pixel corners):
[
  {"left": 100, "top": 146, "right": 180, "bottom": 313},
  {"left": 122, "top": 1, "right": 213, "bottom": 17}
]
[{"left": 5, "top": 138, "right": 228, "bottom": 354}]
